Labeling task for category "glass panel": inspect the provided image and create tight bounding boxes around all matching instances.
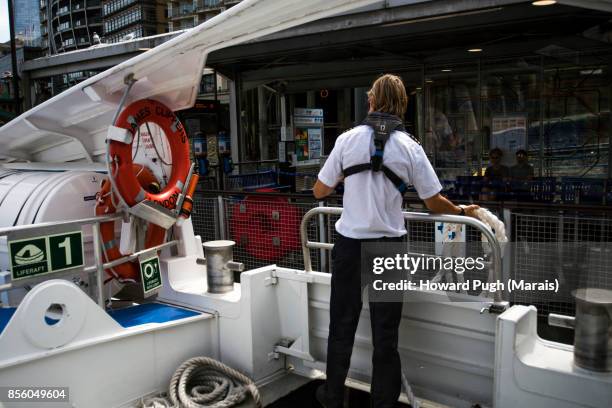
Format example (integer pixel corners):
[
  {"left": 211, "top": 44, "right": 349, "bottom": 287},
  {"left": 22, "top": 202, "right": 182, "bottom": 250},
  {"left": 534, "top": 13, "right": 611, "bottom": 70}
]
[
  {"left": 481, "top": 56, "right": 541, "bottom": 177},
  {"left": 541, "top": 53, "right": 611, "bottom": 178},
  {"left": 423, "top": 62, "right": 479, "bottom": 181}
]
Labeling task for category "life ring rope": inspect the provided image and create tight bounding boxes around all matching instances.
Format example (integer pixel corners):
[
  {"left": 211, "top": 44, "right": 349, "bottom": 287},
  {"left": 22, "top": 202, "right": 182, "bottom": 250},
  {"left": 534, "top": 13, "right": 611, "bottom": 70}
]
[
  {"left": 96, "top": 164, "right": 167, "bottom": 282},
  {"left": 100, "top": 99, "right": 198, "bottom": 282},
  {"left": 143, "top": 121, "right": 173, "bottom": 166},
  {"left": 107, "top": 98, "right": 190, "bottom": 211}
]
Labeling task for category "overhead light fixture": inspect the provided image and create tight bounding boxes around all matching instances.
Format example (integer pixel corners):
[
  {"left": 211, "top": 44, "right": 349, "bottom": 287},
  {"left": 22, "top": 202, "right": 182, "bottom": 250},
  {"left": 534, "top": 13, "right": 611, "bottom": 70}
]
[
  {"left": 468, "top": 48, "right": 483, "bottom": 53},
  {"left": 441, "top": 69, "right": 452, "bottom": 72},
  {"left": 532, "top": 0, "right": 556, "bottom": 6},
  {"left": 425, "top": 79, "right": 433, "bottom": 83}
]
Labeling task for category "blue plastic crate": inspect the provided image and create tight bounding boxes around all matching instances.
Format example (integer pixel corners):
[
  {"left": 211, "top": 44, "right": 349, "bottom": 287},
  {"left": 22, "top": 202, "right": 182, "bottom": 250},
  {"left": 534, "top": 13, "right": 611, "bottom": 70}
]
[
  {"left": 507, "top": 180, "right": 531, "bottom": 201},
  {"left": 529, "top": 177, "right": 556, "bottom": 202},
  {"left": 455, "top": 176, "right": 485, "bottom": 199},
  {"left": 561, "top": 177, "right": 606, "bottom": 204},
  {"left": 441, "top": 179, "right": 458, "bottom": 199},
  {"left": 227, "top": 170, "right": 278, "bottom": 191}
]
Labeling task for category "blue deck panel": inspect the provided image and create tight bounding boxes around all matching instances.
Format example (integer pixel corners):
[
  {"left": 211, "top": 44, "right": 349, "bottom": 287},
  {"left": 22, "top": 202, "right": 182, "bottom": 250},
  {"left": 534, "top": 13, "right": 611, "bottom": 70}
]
[
  {"left": 108, "top": 303, "right": 201, "bottom": 328},
  {"left": 0, "top": 303, "right": 201, "bottom": 335},
  {"left": 0, "top": 308, "right": 15, "bottom": 335}
]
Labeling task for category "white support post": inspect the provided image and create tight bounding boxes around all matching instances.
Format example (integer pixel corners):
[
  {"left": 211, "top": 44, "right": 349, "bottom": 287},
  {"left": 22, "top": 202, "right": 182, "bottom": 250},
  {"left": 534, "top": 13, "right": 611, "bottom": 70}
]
[
  {"left": 318, "top": 201, "right": 327, "bottom": 272},
  {"left": 217, "top": 195, "right": 226, "bottom": 240},
  {"left": 91, "top": 222, "right": 105, "bottom": 309},
  {"left": 229, "top": 78, "right": 240, "bottom": 167}
]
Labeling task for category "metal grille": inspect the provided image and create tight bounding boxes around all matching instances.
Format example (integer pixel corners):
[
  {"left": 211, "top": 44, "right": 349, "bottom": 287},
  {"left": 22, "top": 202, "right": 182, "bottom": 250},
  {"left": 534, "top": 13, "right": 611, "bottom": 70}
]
[
  {"left": 191, "top": 196, "right": 219, "bottom": 244},
  {"left": 512, "top": 212, "right": 612, "bottom": 316},
  {"left": 193, "top": 192, "right": 612, "bottom": 310},
  {"left": 198, "top": 176, "right": 218, "bottom": 191},
  {"left": 223, "top": 197, "right": 320, "bottom": 272},
  {"left": 325, "top": 203, "right": 343, "bottom": 273},
  {"left": 406, "top": 218, "right": 492, "bottom": 296},
  {"left": 325, "top": 204, "right": 493, "bottom": 292},
  {"left": 294, "top": 166, "right": 320, "bottom": 192}
]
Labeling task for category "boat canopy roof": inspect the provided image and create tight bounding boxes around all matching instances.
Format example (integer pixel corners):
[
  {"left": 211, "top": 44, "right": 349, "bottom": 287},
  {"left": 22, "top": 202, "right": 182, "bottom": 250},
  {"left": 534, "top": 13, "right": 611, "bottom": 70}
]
[
  {"left": 1, "top": 0, "right": 603, "bottom": 165},
  {"left": 0, "top": 0, "right": 387, "bottom": 164}
]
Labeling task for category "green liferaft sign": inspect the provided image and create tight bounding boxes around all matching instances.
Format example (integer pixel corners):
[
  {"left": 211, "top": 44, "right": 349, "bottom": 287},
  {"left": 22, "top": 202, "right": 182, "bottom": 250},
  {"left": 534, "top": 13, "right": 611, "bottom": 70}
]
[
  {"left": 9, "top": 237, "right": 49, "bottom": 280},
  {"left": 49, "top": 232, "right": 85, "bottom": 272},
  {"left": 8, "top": 231, "right": 84, "bottom": 281},
  {"left": 140, "top": 255, "right": 162, "bottom": 295}
]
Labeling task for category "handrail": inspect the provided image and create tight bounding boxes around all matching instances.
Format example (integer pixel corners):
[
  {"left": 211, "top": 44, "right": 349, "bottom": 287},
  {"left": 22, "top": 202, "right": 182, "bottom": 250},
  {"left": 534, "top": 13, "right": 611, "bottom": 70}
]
[
  {"left": 0, "top": 213, "right": 178, "bottom": 308},
  {"left": 300, "top": 207, "right": 504, "bottom": 303},
  {"left": 0, "top": 214, "right": 121, "bottom": 236},
  {"left": 82, "top": 239, "right": 179, "bottom": 274}
]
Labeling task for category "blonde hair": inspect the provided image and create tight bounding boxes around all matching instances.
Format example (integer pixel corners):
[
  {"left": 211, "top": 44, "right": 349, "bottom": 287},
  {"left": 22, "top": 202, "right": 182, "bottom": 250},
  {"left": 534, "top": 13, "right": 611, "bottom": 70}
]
[{"left": 367, "top": 74, "right": 408, "bottom": 118}]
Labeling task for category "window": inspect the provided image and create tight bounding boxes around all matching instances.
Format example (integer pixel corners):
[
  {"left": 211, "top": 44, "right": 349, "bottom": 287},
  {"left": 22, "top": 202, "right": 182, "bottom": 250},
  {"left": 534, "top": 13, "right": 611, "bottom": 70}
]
[
  {"left": 200, "top": 74, "right": 215, "bottom": 93},
  {"left": 103, "top": 0, "right": 136, "bottom": 16},
  {"left": 180, "top": 1, "right": 193, "bottom": 14},
  {"left": 103, "top": 6, "right": 141, "bottom": 34},
  {"left": 68, "top": 72, "right": 83, "bottom": 80}
]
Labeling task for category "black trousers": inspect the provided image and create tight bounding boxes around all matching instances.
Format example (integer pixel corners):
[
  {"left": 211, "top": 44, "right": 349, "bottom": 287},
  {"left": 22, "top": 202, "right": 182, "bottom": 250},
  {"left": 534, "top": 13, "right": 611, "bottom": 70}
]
[{"left": 325, "top": 233, "right": 404, "bottom": 408}]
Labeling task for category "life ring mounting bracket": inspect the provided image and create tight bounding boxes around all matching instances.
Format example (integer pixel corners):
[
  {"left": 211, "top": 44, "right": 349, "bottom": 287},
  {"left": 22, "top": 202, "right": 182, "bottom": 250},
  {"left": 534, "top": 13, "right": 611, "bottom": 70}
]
[{"left": 127, "top": 200, "right": 179, "bottom": 230}]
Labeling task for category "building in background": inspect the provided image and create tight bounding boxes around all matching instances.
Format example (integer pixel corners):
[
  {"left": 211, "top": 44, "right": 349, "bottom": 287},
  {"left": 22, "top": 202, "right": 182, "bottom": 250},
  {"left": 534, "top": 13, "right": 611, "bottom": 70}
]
[
  {"left": 166, "top": 1, "right": 237, "bottom": 109},
  {"left": 0, "top": 72, "right": 17, "bottom": 126},
  {"left": 0, "top": 41, "right": 44, "bottom": 122},
  {"left": 34, "top": 0, "right": 168, "bottom": 95},
  {"left": 167, "top": 0, "right": 239, "bottom": 32},
  {"left": 40, "top": 0, "right": 103, "bottom": 54},
  {"left": 13, "top": 0, "right": 42, "bottom": 46},
  {"left": 102, "top": 0, "right": 168, "bottom": 44}
]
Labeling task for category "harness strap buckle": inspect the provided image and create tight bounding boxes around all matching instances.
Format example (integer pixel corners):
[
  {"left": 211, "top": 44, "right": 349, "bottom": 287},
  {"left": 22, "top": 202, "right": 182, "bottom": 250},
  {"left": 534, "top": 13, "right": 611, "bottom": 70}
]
[{"left": 341, "top": 113, "right": 415, "bottom": 194}]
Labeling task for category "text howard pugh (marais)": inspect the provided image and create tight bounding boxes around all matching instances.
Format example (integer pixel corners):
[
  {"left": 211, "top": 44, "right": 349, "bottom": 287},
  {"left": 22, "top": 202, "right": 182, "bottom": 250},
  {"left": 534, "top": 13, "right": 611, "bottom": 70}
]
[
  {"left": 371, "top": 278, "right": 559, "bottom": 293},
  {"left": 369, "top": 254, "right": 558, "bottom": 293}
]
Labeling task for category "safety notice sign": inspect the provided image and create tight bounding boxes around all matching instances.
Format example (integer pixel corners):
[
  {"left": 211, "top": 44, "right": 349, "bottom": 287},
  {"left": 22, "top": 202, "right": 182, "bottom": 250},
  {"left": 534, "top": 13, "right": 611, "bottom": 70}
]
[
  {"left": 140, "top": 255, "right": 162, "bottom": 295},
  {"left": 8, "top": 231, "right": 84, "bottom": 281}
]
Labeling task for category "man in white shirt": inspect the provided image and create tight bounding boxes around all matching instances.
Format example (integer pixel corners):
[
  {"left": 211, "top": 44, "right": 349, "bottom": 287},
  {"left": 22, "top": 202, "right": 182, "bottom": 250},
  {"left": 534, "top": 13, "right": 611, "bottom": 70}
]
[{"left": 313, "top": 74, "right": 479, "bottom": 408}]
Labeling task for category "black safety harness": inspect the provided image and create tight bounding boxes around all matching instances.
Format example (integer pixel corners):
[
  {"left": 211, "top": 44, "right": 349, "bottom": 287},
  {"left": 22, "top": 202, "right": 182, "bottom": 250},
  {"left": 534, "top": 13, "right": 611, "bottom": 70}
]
[{"left": 342, "top": 112, "right": 419, "bottom": 194}]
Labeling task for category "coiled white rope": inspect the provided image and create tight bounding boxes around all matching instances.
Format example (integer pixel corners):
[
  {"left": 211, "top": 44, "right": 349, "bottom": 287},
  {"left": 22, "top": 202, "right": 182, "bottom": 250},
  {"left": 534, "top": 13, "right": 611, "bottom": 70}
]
[
  {"left": 473, "top": 208, "right": 508, "bottom": 298},
  {"left": 141, "top": 357, "right": 262, "bottom": 408},
  {"left": 474, "top": 208, "right": 508, "bottom": 245},
  {"left": 430, "top": 208, "right": 508, "bottom": 296}
]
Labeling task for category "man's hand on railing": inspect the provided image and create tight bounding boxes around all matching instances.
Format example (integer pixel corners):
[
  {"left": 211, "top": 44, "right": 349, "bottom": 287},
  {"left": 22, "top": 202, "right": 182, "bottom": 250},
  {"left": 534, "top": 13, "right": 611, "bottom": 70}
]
[{"left": 423, "top": 193, "right": 480, "bottom": 217}]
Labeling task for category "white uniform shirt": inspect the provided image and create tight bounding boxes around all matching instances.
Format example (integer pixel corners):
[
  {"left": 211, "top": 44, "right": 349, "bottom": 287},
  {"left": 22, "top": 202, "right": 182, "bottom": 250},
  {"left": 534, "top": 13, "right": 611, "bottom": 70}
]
[{"left": 318, "top": 125, "right": 442, "bottom": 239}]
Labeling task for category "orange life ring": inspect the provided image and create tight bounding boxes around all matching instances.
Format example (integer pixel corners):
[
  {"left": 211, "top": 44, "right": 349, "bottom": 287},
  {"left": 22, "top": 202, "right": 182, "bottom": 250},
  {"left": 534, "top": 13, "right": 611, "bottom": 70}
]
[
  {"left": 108, "top": 99, "right": 190, "bottom": 210},
  {"left": 96, "top": 164, "right": 167, "bottom": 282}
]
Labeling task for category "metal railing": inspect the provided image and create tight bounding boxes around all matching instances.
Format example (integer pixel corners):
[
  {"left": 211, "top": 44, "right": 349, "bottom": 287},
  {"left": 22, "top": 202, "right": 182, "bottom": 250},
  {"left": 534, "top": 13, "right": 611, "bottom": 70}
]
[
  {"left": 300, "top": 207, "right": 504, "bottom": 302},
  {"left": 0, "top": 214, "right": 178, "bottom": 308},
  {"left": 189, "top": 190, "right": 612, "bottom": 314}
]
